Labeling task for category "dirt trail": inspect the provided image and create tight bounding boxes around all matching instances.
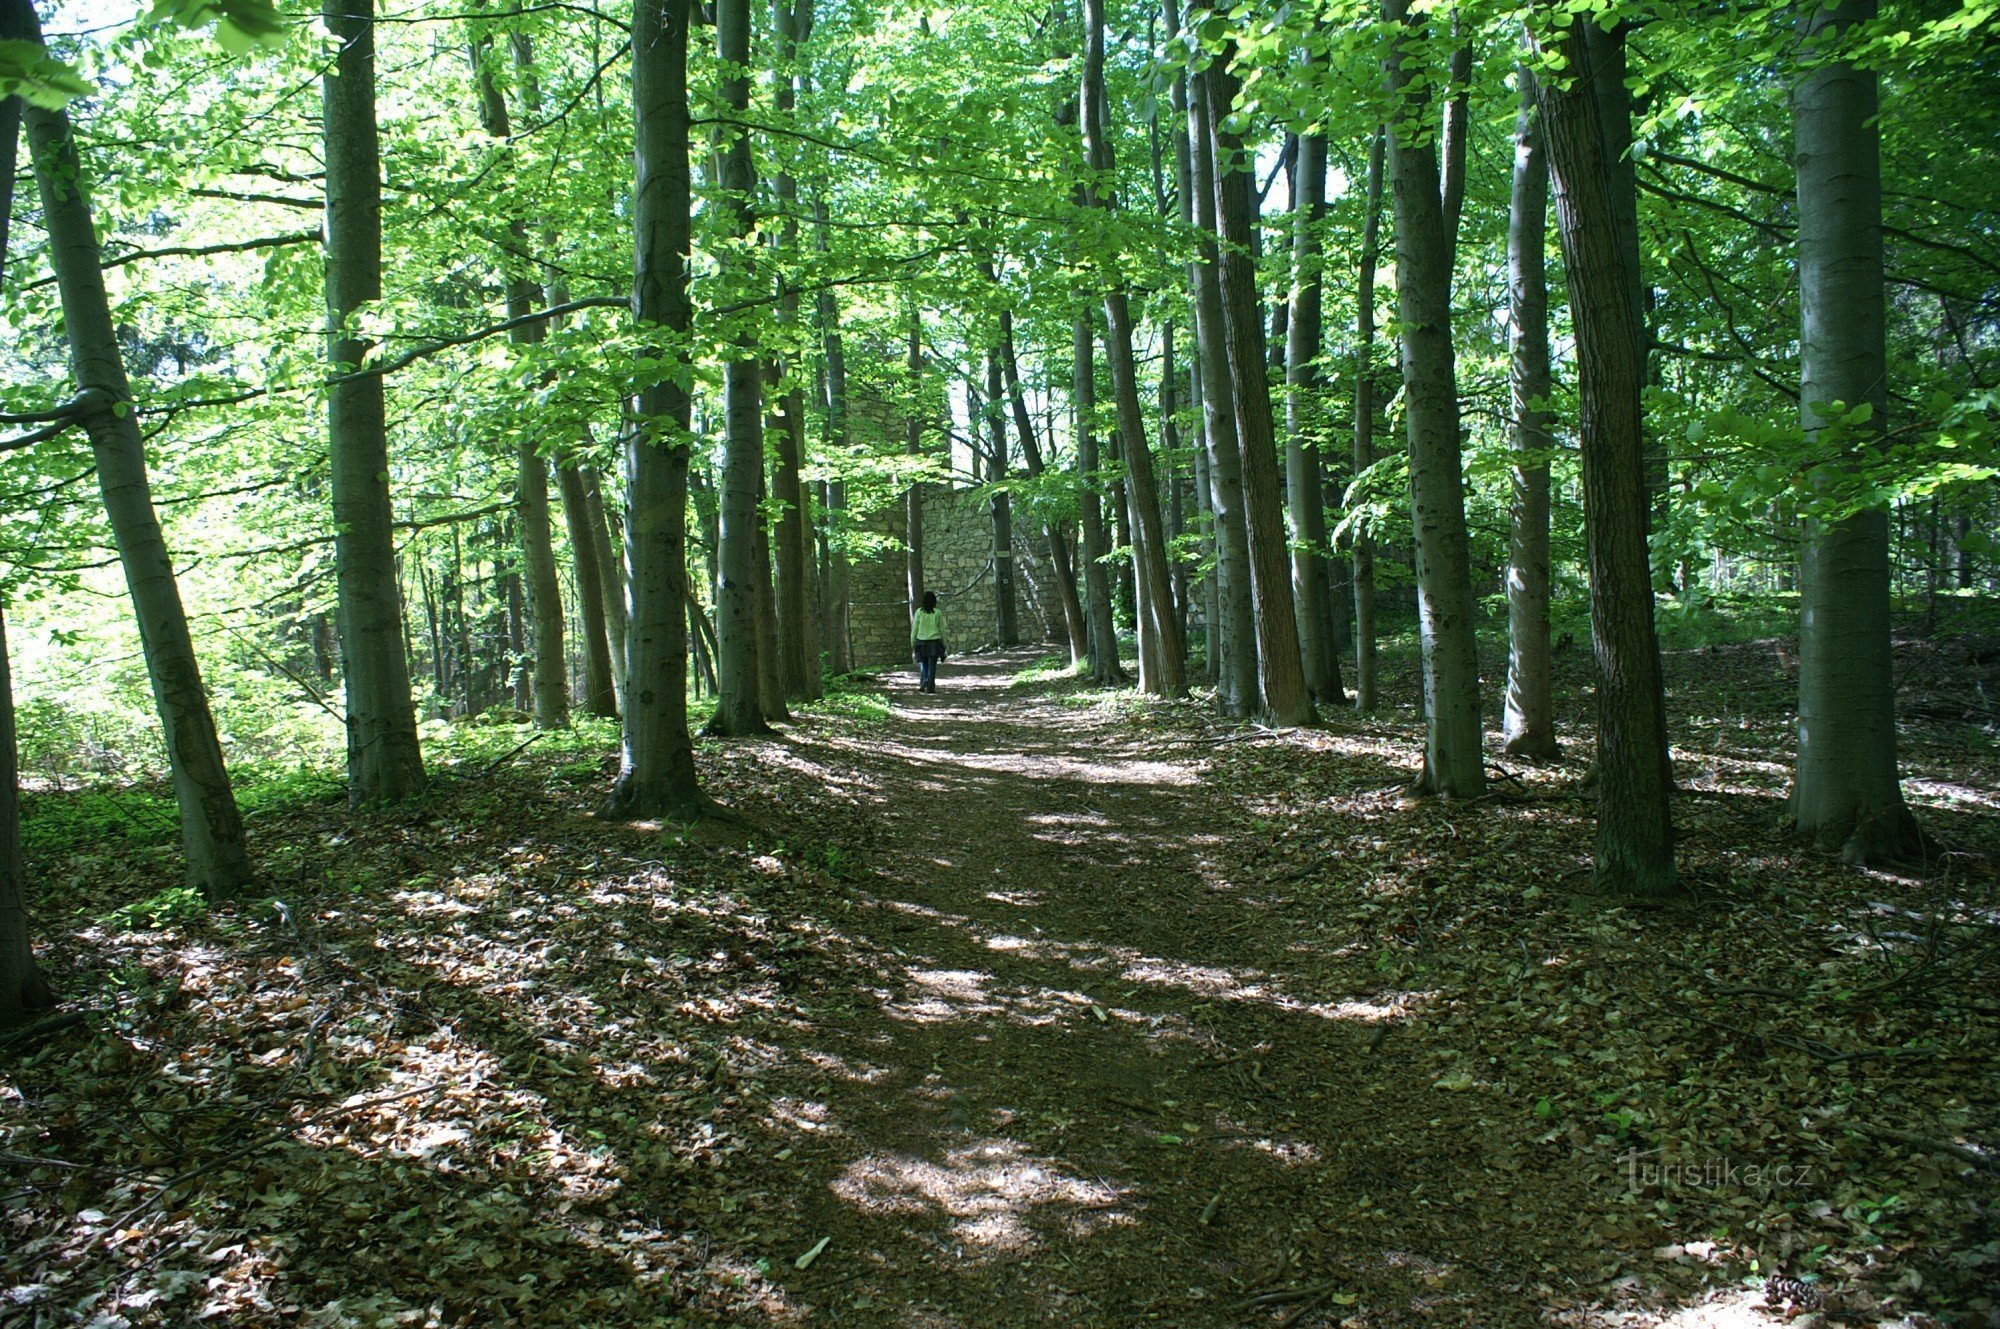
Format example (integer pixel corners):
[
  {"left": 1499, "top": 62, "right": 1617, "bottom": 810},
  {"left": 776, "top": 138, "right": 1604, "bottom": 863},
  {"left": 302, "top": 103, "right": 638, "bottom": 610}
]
[{"left": 717, "top": 649, "right": 1592, "bottom": 1326}]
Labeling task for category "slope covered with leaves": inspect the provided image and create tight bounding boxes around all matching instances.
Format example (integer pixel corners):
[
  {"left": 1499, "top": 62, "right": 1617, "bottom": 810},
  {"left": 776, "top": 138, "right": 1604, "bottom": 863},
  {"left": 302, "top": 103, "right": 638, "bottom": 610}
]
[{"left": 3, "top": 632, "right": 1996, "bottom": 1327}]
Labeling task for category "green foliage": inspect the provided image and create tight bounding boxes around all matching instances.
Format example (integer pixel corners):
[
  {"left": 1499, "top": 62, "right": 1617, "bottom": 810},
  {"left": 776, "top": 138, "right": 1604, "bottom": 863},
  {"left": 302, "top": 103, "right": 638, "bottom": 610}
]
[{"left": 0, "top": 40, "right": 92, "bottom": 108}]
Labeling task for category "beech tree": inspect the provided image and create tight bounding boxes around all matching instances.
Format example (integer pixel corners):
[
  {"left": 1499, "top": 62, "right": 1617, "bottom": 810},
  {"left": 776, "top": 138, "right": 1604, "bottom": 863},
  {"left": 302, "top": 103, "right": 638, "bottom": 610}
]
[
  {"left": 1503, "top": 67, "right": 1558, "bottom": 760},
  {"left": 1383, "top": 0, "right": 1483, "bottom": 797},
  {"left": 1788, "top": 0, "right": 1924, "bottom": 865},
  {"left": 15, "top": 0, "right": 255, "bottom": 893},
  {"left": 0, "top": 40, "right": 50, "bottom": 1023},
  {"left": 604, "top": 0, "right": 703, "bottom": 821},
  {"left": 324, "top": 0, "right": 426, "bottom": 803},
  {"left": 704, "top": 0, "right": 773, "bottom": 737}
]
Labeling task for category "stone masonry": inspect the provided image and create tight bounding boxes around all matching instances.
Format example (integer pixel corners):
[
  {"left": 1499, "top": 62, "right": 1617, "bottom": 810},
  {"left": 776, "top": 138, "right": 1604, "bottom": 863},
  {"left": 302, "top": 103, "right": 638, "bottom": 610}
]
[{"left": 845, "top": 482, "right": 1062, "bottom": 669}]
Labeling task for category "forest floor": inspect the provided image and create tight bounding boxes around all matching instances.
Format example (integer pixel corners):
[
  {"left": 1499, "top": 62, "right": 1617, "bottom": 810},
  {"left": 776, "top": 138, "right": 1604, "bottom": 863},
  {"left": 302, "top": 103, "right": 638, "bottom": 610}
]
[{"left": 4, "top": 633, "right": 1999, "bottom": 1328}]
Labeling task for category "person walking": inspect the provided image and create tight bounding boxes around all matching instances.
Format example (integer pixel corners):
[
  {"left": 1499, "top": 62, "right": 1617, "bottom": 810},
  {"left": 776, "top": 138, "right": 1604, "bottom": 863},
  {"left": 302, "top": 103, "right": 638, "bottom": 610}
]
[{"left": 911, "top": 591, "right": 948, "bottom": 693}]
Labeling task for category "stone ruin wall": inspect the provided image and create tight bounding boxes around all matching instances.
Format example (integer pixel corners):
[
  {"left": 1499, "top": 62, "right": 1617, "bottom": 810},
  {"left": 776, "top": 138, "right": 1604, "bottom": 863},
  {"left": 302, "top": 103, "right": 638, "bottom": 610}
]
[{"left": 843, "top": 483, "right": 1063, "bottom": 670}]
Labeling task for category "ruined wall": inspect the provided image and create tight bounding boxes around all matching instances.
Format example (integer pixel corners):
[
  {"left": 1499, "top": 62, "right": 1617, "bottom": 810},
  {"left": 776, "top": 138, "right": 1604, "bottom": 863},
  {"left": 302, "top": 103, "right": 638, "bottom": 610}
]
[{"left": 844, "top": 483, "right": 1062, "bottom": 669}]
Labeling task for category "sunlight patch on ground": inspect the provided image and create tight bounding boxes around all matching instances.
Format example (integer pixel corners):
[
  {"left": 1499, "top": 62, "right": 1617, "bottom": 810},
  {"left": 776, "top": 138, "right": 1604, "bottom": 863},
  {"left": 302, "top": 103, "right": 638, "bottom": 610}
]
[
  {"left": 1635, "top": 1287, "right": 1770, "bottom": 1327},
  {"left": 983, "top": 888, "right": 1044, "bottom": 906},
  {"left": 831, "top": 1138, "right": 1127, "bottom": 1258},
  {"left": 883, "top": 966, "right": 1091, "bottom": 1027}
]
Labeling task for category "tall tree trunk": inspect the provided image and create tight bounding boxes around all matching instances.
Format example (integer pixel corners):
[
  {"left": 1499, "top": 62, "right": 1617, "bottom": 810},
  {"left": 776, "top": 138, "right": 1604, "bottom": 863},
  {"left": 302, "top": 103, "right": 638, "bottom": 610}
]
[
  {"left": 0, "top": 65, "right": 52, "bottom": 1022},
  {"left": 905, "top": 303, "right": 926, "bottom": 611},
  {"left": 582, "top": 466, "right": 630, "bottom": 713},
  {"left": 1580, "top": 21, "right": 1662, "bottom": 526},
  {"left": 1788, "top": 0, "right": 1923, "bottom": 865},
  {"left": 813, "top": 207, "right": 854, "bottom": 674},
  {"left": 604, "top": 0, "right": 703, "bottom": 820},
  {"left": 704, "top": 0, "right": 771, "bottom": 736},
  {"left": 753, "top": 472, "right": 789, "bottom": 720},
  {"left": 0, "top": 600, "right": 50, "bottom": 1027},
  {"left": 19, "top": 0, "right": 256, "bottom": 891},
  {"left": 1074, "top": 310, "right": 1126, "bottom": 684},
  {"left": 1439, "top": 22, "right": 1473, "bottom": 261},
  {"left": 1538, "top": 22, "right": 1676, "bottom": 896},
  {"left": 1384, "top": 0, "right": 1482, "bottom": 797},
  {"left": 984, "top": 351, "right": 1021, "bottom": 645},
  {"left": 323, "top": 0, "right": 425, "bottom": 804},
  {"left": 469, "top": 29, "right": 569, "bottom": 729},
  {"left": 1351, "top": 128, "right": 1385, "bottom": 713},
  {"left": 989, "top": 278, "right": 1087, "bottom": 662},
  {"left": 1185, "top": 60, "right": 1258, "bottom": 717},
  {"left": 556, "top": 465, "right": 617, "bottom": 716},
  {"left": 1205, "top": 56, "right": 1315, "bottom": 725},
  {"left": 769, "top": 0, "right": 819, "bottom": 702},
  {"left": 1285, "top": 129, "right": 1343, "bottom": 705},
  {"left": 1503, "top": 68, "right": 1559, "bottom": 760},
  {"left": 1083, "top": 0, "right": 1184, "bottom": 696}
]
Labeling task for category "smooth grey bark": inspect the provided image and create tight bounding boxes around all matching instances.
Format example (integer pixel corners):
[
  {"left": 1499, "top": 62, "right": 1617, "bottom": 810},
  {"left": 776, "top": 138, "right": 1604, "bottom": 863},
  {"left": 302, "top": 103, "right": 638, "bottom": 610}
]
[
  {"left": 1352, "top": 128, "right": 1385, "bottom": 713},
  {"left": 0, "top": 600, "right": 50, "bottom": 1027},
  {"left": 905, "top": 303, "right": 926, "bottom": 613},
  {"left": 1385, "top": 0, "right": 1483, "bottom": 797},
  {"left": 469, "top": 30, "right": 569, "bottom": 729},
  {"left": 0, "top": 64, "right": 52, "bottom": 1023},
  {"left": 814, "top": 260, "right": 853, "bottom": 673},
  {"left": 1789, "top": 0, "right": 1923, "bottom": 865},
  {"left": 752, "top": 473, "right": 788, "bottom": 721},
  {"left": 983, "top": 351, "right": 1021, "bottom": 645},
  {"left": 1074, "top": 310, "right": 1125, "bottom": 684},
  {"left": 1205, "top": 57, "right": 1315, "bottom": 726},
  {"left": 1503, "top": 69, "right": 1559, "bottom": 760},
  {"left": 1083, "top": 0, "right": 1184, "bottom": 696},
  {"left": 556, "top": 464, "right": 617, "bottom": 717},
  {"left": 324, "top": 0, "right": 425, "bottom": 804},
  {"left": 582, "top": 466, "right": 630, "bottom": 714},
  {"left": 989, "top": 280, "right": 1086, "bottom": 661},
  {"left": 1284, "top": 130, "right": 1344, "bottom": 706},
  {"left": 704, "top": 0, "right": 771, "bottom": 736},
  {"left": 20, "top": 0, "right": 256, "bottom": 892},
  {"left": 769, "top": 0, "right": 819, "bottom": 702},
  {"left": 1538, "top": 22, "right": 1676, "bottom": 897},
  {"left": 1440, "top": 22, "right": 1473, "bottom": 262},
  {"left": 604, "top": 0, "right": 703, "bottom": 821},
  {"left": 1185, "top": 61, "right": 1257, "bottom": 717}
]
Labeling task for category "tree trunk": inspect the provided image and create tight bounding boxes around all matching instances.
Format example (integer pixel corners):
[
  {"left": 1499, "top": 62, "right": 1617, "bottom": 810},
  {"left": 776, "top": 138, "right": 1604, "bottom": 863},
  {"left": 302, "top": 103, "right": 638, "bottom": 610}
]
[
  {"left": 991, "top": 282, "right": 1087, "bottom": 662},
  {"left": 905, "top": 303, "right": 926, "bottom": 612},
  {"left": 556, "top": 464, "right": 617, "bottom": 717},
  {"left": 814, "top": 207, "right": 854, "bottom": 675},
  {"left": 0, "top": 71, "right": 52, "bottom": 1022},
  {"left": 604, "top": 0, "right": 703, "bottom": 821},
  {"left": 1580, "top": 20, "right": 1663, "bottom": 527},
  {"left": 1075, "top": 310, "right": 1126, "bottom": 684},
  {"left": 322, "top": 0, "right": 425, "bottom": 804},
  {"left": 753, "top": 472, "right": 789, "bottom": 721},
  {"left": 984, "top": 351, "right": 1021, "bottom": 646},
  {"left": 1285, "top": 129, "right": 1344, "bottom": 706},
  {"left": 1185, "top": 60, "right": 1258, "bottom": 717},
  {"left": 1788, "top": 0, "right": 1923, "bottom": 865},
  {"left": 20, "top": 0, "right": 256, "bottom": 892},
  {"left": 1083, "top": 0, "right": 1184, "bottom": 697},
  {"left": 469, "top": 29, "right": 569, "bottom": 729},
  {"left": 704, "top": 0, "right": 771, "bottom": 737},
  {"left": 770, "top": 0, "right": 820, "bottom": 703},
  {"left": 1384, "top": 0, "right": 1483, "bottom": 797},
  {"left": 1503, "top": 68, "right": 1559, "bottom": 760},
  {"left": 1352, "top": 128, "right": 1385, "bottom": 713},
  {"left": 1205, "top": 57, "right": 1315, "bottom": 726},
  {"left": 1538, "top": 21, "right": 1676, "bottom": 896},
  {"left": 582, "top": 466, "right": 630, "bottom": 713}
]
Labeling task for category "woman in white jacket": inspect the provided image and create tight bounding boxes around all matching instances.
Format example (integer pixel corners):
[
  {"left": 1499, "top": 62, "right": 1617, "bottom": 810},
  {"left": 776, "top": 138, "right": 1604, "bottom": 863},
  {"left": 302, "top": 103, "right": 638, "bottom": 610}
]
[{"left": 910, "top": 591, "right": 948, "bottom": 693}]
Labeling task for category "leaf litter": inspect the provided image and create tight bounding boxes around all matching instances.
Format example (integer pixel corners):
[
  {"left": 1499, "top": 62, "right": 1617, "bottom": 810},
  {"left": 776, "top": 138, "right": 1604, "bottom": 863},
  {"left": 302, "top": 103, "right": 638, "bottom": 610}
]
[{"left": 3, "top": 635, "right": 1996, "bottom": 1327}]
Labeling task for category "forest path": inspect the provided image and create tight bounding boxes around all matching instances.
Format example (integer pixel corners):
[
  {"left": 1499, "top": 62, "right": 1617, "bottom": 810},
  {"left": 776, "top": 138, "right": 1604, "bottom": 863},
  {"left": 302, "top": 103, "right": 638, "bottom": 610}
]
[{"left": 711, "top": 647, "right": 1584, "bottom": 1326}]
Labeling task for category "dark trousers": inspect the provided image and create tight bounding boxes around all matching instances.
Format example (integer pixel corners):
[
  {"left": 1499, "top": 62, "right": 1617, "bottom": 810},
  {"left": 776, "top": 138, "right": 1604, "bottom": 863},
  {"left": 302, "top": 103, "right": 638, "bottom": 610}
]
[{"left": 913, "top": 639, "right": 944, "bottom": 691}]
